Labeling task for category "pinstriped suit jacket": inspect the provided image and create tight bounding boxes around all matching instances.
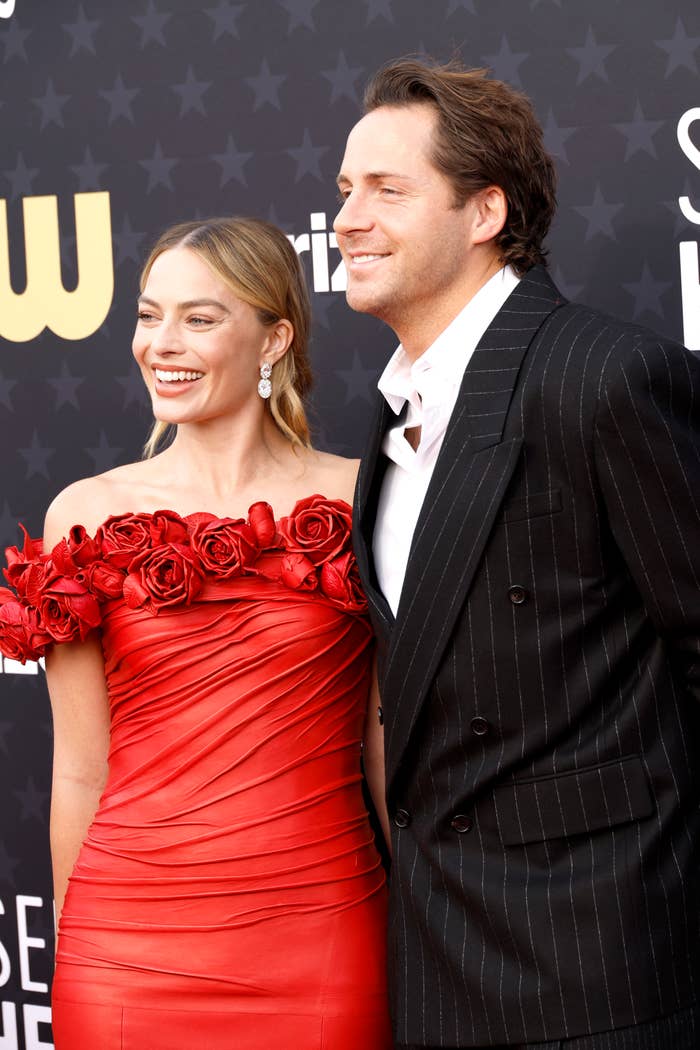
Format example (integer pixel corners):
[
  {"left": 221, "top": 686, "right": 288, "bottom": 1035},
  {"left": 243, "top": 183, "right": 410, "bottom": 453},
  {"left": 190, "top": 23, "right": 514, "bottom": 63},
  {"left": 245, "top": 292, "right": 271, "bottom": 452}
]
[{"left": 354, "top": 266, "right": 700, "bottom": 1047}]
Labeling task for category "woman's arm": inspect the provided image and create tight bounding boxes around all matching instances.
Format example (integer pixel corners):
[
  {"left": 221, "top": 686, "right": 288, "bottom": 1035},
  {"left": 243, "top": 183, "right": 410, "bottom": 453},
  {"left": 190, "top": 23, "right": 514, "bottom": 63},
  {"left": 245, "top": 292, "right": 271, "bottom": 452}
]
[
  {"left": 362, "top": 659, "right": 391, "bottom": 855},
  {"left": 46, "top": 637, "right": 110, "bottom": 923},
  {"left": 43, "top": 487, "right": 111, "bottom": 924}
]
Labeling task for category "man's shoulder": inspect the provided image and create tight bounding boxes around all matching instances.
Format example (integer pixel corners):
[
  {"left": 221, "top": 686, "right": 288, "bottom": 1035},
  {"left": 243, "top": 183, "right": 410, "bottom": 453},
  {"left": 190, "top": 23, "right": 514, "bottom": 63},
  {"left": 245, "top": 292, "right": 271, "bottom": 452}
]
[
  {"left": 508, "top": 267, "right": 658, "bottom": 357},
  {"left": 533, "top": 296, "right": 700, "bottom": 407},
  {"left": 542, "top": 295, "right": 688, "bottom": 360}
]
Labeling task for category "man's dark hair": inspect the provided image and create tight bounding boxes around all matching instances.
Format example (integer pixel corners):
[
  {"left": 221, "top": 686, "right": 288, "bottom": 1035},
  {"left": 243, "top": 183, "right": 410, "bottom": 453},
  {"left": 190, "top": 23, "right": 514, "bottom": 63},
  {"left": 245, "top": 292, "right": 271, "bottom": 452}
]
[{"left": 364, "top": 57, "right": 557, "bottom": 275}]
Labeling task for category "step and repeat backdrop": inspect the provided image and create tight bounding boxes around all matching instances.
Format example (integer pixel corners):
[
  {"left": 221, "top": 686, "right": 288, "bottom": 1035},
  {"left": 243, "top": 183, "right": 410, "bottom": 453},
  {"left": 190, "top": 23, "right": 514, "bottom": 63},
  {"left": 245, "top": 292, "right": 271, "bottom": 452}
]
[{"left": 1, "top": 0, "right": 699, "bottom": 1045}]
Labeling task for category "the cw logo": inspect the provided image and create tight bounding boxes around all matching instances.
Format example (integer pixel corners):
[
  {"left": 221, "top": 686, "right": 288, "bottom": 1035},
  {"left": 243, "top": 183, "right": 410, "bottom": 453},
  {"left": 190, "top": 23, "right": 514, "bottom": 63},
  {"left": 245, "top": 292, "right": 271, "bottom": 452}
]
[
  {"left": 0, "top": 1, "right": 16, "bottom": 19},
  {"left": 0, "top": 192, "right": 113, "bottom": 342}
]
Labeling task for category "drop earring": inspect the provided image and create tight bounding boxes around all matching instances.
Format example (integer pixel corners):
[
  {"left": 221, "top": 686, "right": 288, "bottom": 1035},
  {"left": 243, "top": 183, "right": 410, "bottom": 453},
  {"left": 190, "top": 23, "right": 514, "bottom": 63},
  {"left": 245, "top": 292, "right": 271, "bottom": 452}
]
[{"left": 258, "top": 362, "right": 272, "bottom": 400}]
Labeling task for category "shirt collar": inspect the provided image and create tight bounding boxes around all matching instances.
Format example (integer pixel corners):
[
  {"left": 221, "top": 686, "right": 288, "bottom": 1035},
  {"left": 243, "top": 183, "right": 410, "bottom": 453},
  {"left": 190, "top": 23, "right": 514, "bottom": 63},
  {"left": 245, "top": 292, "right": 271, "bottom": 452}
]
[{"left": 378, "top": 264, "right": 520, "bottom": 415}]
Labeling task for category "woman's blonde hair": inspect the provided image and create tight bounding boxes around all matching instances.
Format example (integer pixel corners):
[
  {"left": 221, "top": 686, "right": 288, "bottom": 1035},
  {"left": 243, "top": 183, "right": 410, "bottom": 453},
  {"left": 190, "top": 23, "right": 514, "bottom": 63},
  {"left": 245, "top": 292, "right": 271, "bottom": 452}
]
[{"left": 139, "top": 216, "right": 313, "bottom": 458}]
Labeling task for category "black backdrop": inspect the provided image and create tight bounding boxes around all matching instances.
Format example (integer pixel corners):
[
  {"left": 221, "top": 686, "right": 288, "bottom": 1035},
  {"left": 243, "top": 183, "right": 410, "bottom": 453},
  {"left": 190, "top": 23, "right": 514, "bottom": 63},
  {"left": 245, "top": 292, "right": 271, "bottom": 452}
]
[{"left": 1, "top": 1, "right": 699, "bottom": 1045}]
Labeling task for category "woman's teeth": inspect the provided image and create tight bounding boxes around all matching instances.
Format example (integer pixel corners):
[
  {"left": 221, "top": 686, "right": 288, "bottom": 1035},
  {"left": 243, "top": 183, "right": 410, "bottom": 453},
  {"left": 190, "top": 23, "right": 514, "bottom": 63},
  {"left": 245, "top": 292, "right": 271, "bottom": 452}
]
[{"left": 155, "top": 369, "right": 204, "bottom": 383}]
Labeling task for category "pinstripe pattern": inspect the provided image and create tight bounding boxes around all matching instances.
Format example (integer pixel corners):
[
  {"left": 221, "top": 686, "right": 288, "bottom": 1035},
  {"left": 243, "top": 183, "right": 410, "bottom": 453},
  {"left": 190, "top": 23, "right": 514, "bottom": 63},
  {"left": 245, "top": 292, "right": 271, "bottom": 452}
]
[
  {"left": 354, "top": 267, "right": 700, "bottom": 1047},
  {"left": 399, "top": 998, "right": 700, "bottom": 1048}
]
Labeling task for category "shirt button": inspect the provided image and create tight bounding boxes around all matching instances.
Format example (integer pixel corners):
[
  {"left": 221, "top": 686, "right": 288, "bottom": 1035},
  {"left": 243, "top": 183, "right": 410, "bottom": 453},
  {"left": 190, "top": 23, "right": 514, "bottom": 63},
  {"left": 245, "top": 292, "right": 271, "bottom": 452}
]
[
  {"left": 508, "top": 584, "right": 528, "bottom": 605},
  {"left": 470, "top": 716, "right": 490, "bottom": 737},
  {"left": 450, "top": 814, "right": 473, "bottom": 834},
  {"left": 394, "top": 808, "right": 411, "bottom": 829}
]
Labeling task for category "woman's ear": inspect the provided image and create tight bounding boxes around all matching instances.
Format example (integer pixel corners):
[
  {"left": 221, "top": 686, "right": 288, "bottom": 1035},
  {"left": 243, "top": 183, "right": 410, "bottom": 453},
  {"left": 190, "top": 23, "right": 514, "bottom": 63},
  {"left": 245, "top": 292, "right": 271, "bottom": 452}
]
[
  {"left": 471, "top": 185, "right": 508, "bottom": 246},
  {"left": 261, "top": 318, "right": 294, "bottom": 366}
]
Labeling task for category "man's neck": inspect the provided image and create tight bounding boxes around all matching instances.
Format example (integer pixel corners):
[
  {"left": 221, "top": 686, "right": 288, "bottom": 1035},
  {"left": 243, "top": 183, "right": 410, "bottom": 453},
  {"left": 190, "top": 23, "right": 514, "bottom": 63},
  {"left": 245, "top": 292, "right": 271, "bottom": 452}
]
[{"left": 397, "top": 254, "right": 505, "bottom": 363}]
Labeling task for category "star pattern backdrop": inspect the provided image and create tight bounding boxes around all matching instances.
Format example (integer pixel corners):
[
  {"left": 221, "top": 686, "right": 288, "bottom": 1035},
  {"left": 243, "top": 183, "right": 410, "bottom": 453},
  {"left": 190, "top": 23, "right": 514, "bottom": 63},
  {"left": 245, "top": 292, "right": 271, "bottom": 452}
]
[{"left": 1, "top": 0, "right": 699, "bottom": 1044}]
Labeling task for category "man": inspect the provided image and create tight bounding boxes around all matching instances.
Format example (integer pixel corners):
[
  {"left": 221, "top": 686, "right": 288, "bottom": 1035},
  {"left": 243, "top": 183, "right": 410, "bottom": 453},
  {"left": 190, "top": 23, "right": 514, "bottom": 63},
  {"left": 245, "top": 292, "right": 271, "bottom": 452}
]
[{"left": 334, "top": 58, "right": 700, "bottom": 1050}]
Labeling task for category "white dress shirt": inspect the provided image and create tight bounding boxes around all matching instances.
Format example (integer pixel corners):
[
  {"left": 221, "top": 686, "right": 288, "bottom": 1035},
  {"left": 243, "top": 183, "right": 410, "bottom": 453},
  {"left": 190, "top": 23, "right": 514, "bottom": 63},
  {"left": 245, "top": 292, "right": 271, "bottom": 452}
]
[{"left": 373, "top": 265, "right": 520, "bottom": 616}]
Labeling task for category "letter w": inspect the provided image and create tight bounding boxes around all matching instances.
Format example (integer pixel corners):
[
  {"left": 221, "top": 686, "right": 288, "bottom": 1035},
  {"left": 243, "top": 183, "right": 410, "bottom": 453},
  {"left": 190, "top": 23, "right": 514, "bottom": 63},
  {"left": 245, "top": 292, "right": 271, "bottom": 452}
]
[{"left": 0, "top": 192, "right": 113, "bottom": 342}]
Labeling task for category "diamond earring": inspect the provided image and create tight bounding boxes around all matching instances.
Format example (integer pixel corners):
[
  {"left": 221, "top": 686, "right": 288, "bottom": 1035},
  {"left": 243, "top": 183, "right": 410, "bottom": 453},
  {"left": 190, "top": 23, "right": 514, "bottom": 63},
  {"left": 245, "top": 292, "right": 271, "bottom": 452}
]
[{"left": 258, "top": 361, "right": 272, "bottom": 400}]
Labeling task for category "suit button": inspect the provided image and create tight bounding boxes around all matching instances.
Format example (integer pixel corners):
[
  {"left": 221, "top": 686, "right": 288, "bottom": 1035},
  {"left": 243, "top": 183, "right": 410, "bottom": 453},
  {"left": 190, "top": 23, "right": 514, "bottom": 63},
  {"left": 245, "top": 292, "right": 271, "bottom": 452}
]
[
  {"left": 508, "top": 584, "right": 528, "bottom": 605},
  {"left": 470, "top": 716, "right": 490, "bottom": 736},
  {"left": 451, "top": 814, "right": 473, "bottom": 833},
  {"left": 394, "top": 808, "right": 411, "bottom": 828},
  {"left": 377, "top": 705, "right": 384, "bottom": 725}
]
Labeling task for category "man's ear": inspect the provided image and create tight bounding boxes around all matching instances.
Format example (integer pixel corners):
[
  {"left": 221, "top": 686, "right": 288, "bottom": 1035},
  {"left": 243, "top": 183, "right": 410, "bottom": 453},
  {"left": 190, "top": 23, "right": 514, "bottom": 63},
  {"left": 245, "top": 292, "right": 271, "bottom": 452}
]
[
  {"left": 261, "top": 318, "right": 294, "bottom": 367},
  {"left": 471, "top": 186, "right": 508, "bottom": 246}
]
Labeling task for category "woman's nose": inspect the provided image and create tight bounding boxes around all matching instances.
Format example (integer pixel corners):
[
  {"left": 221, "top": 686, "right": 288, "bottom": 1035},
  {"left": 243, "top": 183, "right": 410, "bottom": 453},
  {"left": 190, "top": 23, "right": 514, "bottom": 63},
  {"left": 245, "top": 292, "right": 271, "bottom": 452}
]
[{"left": 149, "top": 320, "right": 185, "bottom": 354}]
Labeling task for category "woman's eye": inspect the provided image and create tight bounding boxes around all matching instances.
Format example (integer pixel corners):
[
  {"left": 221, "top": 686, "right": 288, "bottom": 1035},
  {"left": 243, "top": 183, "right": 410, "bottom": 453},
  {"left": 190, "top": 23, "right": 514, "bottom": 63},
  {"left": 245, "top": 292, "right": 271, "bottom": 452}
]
[
  {"left": 137, "top": 311, "right": 155, "bottom": 322},
  {"left": 188, "top": 316, "right": 211, "bottom": 326}
]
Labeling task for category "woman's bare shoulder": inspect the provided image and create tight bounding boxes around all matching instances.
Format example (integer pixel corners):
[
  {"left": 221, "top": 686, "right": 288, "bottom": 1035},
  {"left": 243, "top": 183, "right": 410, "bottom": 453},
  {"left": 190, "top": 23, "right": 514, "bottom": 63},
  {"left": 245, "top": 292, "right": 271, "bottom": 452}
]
[
  {"left": 306, "top": 450, "right": 361, "bottom": 506},
  {"left": 43, "top": 462, "right": 151, "bottom": 545}
]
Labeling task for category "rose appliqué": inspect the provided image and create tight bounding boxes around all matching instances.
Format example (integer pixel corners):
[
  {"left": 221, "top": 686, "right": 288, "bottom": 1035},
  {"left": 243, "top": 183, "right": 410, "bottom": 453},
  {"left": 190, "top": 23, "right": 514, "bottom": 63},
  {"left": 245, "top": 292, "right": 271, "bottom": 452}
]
[
  {"left": 279, "top": 552, "right": 318, "bottom": 592},
  {"left": 319, "top": 551, "right": 366, "bottom": 613},
  {"left": 123, "top": 543, "right": 203, "bottom": 613},
  {"left": 39, "top": 573, "right": 102, "bottom": 643},
  {"left": 247, "top": 502, "right": 277, "bottom": 547},
  {"left": 277, "top": 495, "right": 352, "bottom": 566},
  {"left": 97, "top": 513, "right": 159, "bottom": 569},
  {"left": 0, "top": 497, "right": 366, "bottom": 663},
  {"left": 4, "top": 524, "right": 47, "bottom": 604},
  {"left": 0, "top": 590, "right": 50, "bottom": 662},
  {"left": 189, "top": 518, "right": 259, "bottom": 579}
]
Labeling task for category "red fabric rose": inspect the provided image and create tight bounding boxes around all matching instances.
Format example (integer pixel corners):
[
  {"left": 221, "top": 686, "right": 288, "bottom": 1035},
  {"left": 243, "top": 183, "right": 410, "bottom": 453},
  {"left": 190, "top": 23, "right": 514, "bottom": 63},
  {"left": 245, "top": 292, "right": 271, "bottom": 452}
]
[
  {"left": 277, "top": 495, "right": 352, "bottom": 566},
  {"left": 39, "top": 575, "right": 102, "bottom": 643},
  {"left": 4, "top": 525, "right": 47, "bottom": 602},
  {"left": 186, "top": 512, "right": 218, "bottom": 529},
  {"left": 76, "top": 561, "right": 126, "bottom": 601},
  {"left": 0, "top": 587, "right": 16, "bottom": 607},
  {"left": 190, "top": 519, "right": 258, "bottom": 578},
  {"left": 279, "top": 552, "right": 318, "bottom": 591},
  {"left": 6, "top": 559, "right": 46, "bottom": 606},
  {"left": 319, "top": 551, "right": 367, "bottom": 613},
  {"left": 149, "top": 510, "right": 189, "bottom": 546},
  {"left": 51, "top": 525, "right": 101, "bottom": 577},
  {"left": 97, "top": 513, "right": 156, "bottom": 569},
  {"left": 248, "top": 502, "right": 277, "bottom": 548},
  {"left": 123, "top": 543, "right": 203, "bottom": 613},
  {"left": 0, "top": 598, "right": 50, "bottom": 663}
]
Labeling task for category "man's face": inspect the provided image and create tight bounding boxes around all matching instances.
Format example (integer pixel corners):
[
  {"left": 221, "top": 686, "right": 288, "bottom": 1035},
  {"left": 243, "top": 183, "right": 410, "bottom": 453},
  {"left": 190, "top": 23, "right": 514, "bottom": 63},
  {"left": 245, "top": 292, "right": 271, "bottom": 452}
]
[{"left": 334, "top": 103, "right": 485, "bottom": 354}]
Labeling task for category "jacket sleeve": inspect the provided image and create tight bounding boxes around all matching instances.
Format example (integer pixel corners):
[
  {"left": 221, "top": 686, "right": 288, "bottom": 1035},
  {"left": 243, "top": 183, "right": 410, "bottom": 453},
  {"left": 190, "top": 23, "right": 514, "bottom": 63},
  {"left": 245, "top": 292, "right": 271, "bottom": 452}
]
[{"left": 594, "top": 332, "right": 700, "bottom": 701}]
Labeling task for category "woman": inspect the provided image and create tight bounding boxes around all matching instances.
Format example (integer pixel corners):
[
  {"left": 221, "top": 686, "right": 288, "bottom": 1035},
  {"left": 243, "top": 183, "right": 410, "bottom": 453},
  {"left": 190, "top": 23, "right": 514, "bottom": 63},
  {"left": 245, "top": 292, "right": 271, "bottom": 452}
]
[{"left": 0, "top": 217, "right": 391, "bottom": 1049}]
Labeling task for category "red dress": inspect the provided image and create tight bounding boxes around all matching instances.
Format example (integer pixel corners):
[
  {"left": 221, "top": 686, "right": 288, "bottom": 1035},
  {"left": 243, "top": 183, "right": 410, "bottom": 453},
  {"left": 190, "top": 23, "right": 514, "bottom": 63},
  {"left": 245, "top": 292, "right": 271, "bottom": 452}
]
[{"left": 0, "top": 498, "right": 391, "bottom": 1050}]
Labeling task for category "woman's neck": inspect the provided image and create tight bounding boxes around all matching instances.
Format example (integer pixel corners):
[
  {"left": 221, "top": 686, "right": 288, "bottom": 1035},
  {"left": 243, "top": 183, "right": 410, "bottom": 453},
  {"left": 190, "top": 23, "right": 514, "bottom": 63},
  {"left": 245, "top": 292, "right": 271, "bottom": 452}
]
[{"left": 154, "top": 413, "right": 306, "bottom": 504}]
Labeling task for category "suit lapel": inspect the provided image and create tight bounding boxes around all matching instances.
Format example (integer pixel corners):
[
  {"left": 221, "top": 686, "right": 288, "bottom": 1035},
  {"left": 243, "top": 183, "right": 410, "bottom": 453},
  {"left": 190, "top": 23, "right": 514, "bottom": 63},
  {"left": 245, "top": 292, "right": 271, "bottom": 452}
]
[
  {"left": 353, "top": 393, "right": 395, "bottom": 634},
  {"left": 381, "top": 267, "right": 566, "bottom": 786}
]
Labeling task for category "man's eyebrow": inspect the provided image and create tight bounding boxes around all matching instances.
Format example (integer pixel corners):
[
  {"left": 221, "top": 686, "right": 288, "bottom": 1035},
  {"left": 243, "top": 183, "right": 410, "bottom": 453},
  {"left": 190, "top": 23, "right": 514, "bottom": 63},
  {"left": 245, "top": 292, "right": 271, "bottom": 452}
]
[
  {"left": 335, "top": 171, "right": 416, "bottom": 186},
  {"left": 137, "top": 295, "right": 230, "bottom": 312}
]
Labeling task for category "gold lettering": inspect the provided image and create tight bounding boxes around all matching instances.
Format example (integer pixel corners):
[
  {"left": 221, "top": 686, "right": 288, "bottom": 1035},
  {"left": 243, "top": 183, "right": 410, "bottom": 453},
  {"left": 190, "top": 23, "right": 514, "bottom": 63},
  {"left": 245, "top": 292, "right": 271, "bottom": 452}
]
[{"left": 0, "top": 192, "right": 113, "bottom": 342}]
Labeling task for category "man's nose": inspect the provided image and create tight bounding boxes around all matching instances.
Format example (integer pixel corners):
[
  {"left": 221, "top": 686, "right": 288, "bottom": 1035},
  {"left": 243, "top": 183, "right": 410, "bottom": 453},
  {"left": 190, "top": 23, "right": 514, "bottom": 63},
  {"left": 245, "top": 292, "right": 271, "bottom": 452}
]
[{"left": 333, "top": 192, "right": 372, "bottom": 236}]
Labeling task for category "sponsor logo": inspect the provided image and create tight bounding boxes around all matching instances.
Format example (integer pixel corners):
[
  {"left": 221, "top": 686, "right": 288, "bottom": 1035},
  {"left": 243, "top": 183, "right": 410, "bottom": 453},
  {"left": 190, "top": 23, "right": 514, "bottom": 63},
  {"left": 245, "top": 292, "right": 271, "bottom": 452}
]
[
  {"left": 0, "top": 894, "right": 54, "bottom": 1048},
  {"left": 678, "top": 108, "right": 700, "bottom": 352},
  {"left": 0, "top": 192, "right": 113, "bottom": 343},
  {"left": 0, "top": 658, "right": 44, "bottom": 676},
  {"left": 288, "top": 212, "right": 346, "bottom": 293}
]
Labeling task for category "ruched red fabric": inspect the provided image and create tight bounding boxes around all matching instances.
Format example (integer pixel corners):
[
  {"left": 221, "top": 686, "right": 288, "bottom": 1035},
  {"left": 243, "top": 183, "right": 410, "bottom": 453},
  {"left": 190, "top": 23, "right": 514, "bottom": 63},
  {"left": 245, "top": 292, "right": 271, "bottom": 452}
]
[{"left": 19, "top": 506, "right": 393, "bottom": 1049}]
